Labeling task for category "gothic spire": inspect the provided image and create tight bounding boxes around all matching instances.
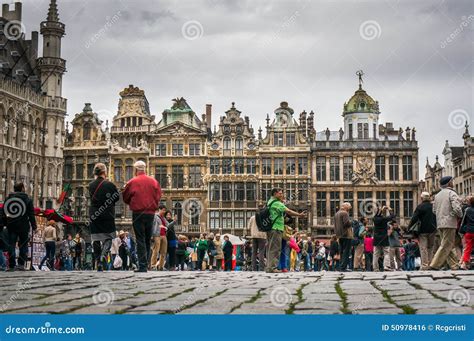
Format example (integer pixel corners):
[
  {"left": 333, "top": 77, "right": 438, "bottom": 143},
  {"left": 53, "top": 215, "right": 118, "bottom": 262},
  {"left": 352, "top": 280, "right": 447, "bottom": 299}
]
[{"left": 47, "top": 0, "right": 59, "bottom": 22}]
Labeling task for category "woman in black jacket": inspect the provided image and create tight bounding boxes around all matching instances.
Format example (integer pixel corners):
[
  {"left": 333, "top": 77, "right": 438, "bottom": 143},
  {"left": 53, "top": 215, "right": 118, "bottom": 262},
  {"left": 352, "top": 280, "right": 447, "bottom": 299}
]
[
  {"left": 372, "top": 206, "right": 395, "bottom": 271},
  {"left": 407, "top": 192, "right": 437, "bottom": 270},
  {"left": 222, "top": 235, "right": 233, "bottom": 271},
  {"left": 165, "top": 211, "right": 177, "bottom": 270},
  {"left": 88, "top": 163, "right": 120, "bottom": 271}
]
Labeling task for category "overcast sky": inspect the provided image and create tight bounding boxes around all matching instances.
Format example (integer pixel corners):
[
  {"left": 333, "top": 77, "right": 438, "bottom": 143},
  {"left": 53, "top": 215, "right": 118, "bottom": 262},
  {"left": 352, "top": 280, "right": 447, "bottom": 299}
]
[{"left": 17, "top": 0, "right": 474, "bottom": 176}]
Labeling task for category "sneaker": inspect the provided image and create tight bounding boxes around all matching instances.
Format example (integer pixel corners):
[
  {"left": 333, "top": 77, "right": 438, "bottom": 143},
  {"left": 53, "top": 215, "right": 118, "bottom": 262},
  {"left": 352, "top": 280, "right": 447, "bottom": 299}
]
[
  {"left": 134, "top": 268, "right": 147, "bottom": 273},
  {"left": 281, "top": 269, "right": 288, "bottom": 273},
  {"left": 6, "top": 268, "right": 14, "bottom": 272}
]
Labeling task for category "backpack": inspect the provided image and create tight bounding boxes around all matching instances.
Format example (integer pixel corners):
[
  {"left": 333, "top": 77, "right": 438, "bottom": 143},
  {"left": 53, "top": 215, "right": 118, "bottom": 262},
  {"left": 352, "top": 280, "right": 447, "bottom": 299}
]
[
  {"left": 255, "top": 200, "right": 278, "bottom": 232},
  {"left": 351, "top": 221, "right": 361, "bottom": 246}
]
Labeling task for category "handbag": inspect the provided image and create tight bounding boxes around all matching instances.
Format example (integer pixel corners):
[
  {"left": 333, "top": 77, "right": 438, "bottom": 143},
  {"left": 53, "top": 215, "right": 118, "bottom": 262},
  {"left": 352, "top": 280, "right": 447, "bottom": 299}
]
[
  {"left": 113, "top": 255, "right": 123, "bottom": 269},
  {"left": 333, "top": 254, "right": 340, "bottom": 261},
  {"left": 407, "top": 220, "right": 421, "bottom": 235}
]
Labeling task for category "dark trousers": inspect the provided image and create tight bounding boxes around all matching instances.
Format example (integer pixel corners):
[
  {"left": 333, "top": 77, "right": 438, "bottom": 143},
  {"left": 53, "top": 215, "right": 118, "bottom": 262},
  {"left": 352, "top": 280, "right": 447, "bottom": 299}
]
[
  {"left": 73, "top": 253, "right": 82, "bottom": 270},
  {"left": 93, "top": 239, "right": 112, "bottom": 267},
  {"left": 251, "top": 238, "right": 266, "bottom": 271},
  {"left": 197, "top": 249, "right": 206, "bottom": 270},
  {"left": 265, "top": 229, "right": 282, "bottom": 272},
  {"left": 39, "top": 241, "right": 56, "bottom": 269},
  {"left": 132, "top": 213, "right": 154, "bottom": 271},
  {"left": 365, "top": 252, "right": 373, "bottom": 271},
  {"left": 7, "top": 228, "right": 29, "bottom": 269},
  {"left": 118, "top": 245, "right": 129, "bottom": 270},
  {"left": 339, "top": 238, "right": 352, "bottom": 271},
  {"left": 176, "top": 254, "right": 185, "bottom": 270},
  {"left": 224, "top": 257, "right": 232, "bottom": 271},
  {"left": 168, "top": 246, "right": 176, "bottom": 269}
]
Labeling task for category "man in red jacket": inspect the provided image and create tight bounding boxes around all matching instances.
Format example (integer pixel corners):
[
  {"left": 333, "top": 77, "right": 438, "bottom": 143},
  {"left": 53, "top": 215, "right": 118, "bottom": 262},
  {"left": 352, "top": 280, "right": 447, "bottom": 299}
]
[{"left": 122, "top": 161, "right": 161, "bottom": 272}]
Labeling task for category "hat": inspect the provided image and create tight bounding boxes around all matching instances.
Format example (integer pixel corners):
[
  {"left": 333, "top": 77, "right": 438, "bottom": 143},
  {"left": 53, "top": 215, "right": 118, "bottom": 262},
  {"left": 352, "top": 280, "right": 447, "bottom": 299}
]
[
  {"left": 440, "top": 176, "right": 453, "bottom": 186},
  {"left": 133, "top": 160, "right": 146, "bottom": 171},
  {"left": 118, "top": 230, "right": 126, "bottom": 236}
]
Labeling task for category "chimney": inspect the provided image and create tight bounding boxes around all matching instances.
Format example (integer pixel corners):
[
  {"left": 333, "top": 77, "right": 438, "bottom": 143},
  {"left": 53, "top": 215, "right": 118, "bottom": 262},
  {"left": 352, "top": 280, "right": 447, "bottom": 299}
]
[{"left": 206, "top": 104, "right": 212, "bottom": 128}]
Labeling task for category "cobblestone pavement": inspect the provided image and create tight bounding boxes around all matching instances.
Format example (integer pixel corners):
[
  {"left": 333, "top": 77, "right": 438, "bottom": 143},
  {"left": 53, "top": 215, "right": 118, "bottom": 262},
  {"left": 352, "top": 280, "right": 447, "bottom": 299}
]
[{"left": 0, "top": 271, "right": 473, "bottom": 315}]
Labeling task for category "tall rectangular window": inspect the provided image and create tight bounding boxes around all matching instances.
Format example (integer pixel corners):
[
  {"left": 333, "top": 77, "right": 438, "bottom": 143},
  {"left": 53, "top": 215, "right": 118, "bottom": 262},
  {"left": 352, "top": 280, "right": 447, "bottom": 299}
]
[
  {"left": 64, "top": 157, "right": 73, "bottom": 180},
  {"left": 172, "top": 201, "right": 183, "bottom": 225},
  {"left": 403, "top": 191, "right": 413, "bottom": 218},
  {"left": 234, "top": 182, "right": 245, "bottom": 201},
  {"left": 234, "top": 159, "right": 244, "bottom": 174},
  {"left": 348, "top": 124, "right": 353, "bottom": 139},
  {"left": 402, "top": 155, "right": 413, "bottom": 181},
  {"left": 189, "top": 143, "right": 200, "bottom": 156},
  {"left": 222, "top": 158, "right": 232, "bottom": 174},
  {"left": 274, "top": 132, "right": 283, "bottom": 146},
  {"left": 376, "top": 191, "right": 386, "bottom": 207},
  {"left": 316, "top": 157, "right": 326, "bottom": 181},
  {"left": 246, "top": 159, "right": 256, "bottom": 174},
  {"left": 114, "top": 165, "right": 123, "bottom": 183},
  {"left": 286, "top": 183, "right": 296, "bottom": 202},
  {"left": 76, "top": 157, "right": 83, "bottom": 180},
  {"left": 357, "top": 123, "right": 363, "bottom": 139},
  {"left": 286, "top": 132, "right": 295, "bottom": 146},
  {"left": 274, "top": 158, "right": 283, "bottom": 175},
  {"left": 316, "top": 192, "right": 327, "bottom": 217},
  {"left": 330, "top": 156, "right": 340, "bottom": 181},
  {"left": 375, "top": 156, "right": 385, "bottom": 181},
  {"left": 286, "top": 157, "right": 296, "bottom": 175},
  {"left": 222, "top": 211, "right": 232, "bottom": 228},
  {"left": 210, "top": 183, "right": 220, "bottom": 201},
  {"left": 363, "top": 123, "right": 369, "bottom": 139},
  {"left": 234, "top": 211, "right": 245, "bottom": 229},
  {"left": 262, "top": 183, "right": 272, "bottom": 202},
  {"left": 262, "top": 158, "right": 271, "bottom": 175},
  {"left": 330, "top": 191, "right": 340, "bottom": 215},
  {"left": 357, "top": 191, "right": 372, "bottom": 218},
  {"left": 210, "top": 211, "right": 220, "bottom": 230},
  {"left": 390, "top": 191, "right": 400, "bottom": 217},
  {"left": 172, "top": 166, "right": 184, "bottom": 188},
  {"left": 154, "top": 166, "right": 167, "bottom": 188},
  {"left": 298, "top": 157, "right": 308, "bottom": 175},
  {"left": 246, "top": 182, "right": 256, "bottom": 201},
  {"left": 343, "top": 156, "right": 353, "bottom": 181},
  {"left": 172, "top": 144, "right": 183, "bottom": 156},
  {"left": 222, "top": 182, "right": 232, "bottom": 201},
  {"left": 189, "top": 165, "right": 201, "bottom": 188},
  {"left": 210, "top": 159, "right": 220, "bottom": 174},
  {"left": 389, "top": 156, "right": 399, "bottom": 181},
  {"left": 155, "top": 143, "right": 166, "bottom": 156},
  {"left": 373, "top": 124, "right": 377, "bottom": 139}
]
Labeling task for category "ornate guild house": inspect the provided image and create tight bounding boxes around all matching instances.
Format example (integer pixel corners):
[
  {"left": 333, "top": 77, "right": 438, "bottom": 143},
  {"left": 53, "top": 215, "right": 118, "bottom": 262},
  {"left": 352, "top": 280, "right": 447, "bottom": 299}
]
[
  {"left": 0, "top": 1, "right": 67, "bottom": 208},
  {"left": 64, "top": 72, "right": 420, "bottom": 239}
]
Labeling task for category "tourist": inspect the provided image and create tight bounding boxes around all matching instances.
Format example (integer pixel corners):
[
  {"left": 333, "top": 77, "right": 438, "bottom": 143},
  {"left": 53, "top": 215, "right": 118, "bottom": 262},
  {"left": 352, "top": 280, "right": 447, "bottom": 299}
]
[
  {"left": 266, "top": 188, "right": 307, "bottom": 273},
  {"left": 248, "top": 211, "right": 266, "bottom": 271},
  {"left": 315, "top": 242, "right": 327, "bottom": 271},
  {"left": 88, "top": 163, "right": 120, "bottom": 272},
  {"left": 39, "top": 220, "right": 57, "bottom": 270},
  {"left": 301, "top": 236, "right": 310, "bottom": 271},
  {"left": 279, "top": 223, "right": 292, "bottom": 272},
  {"left": 176, "top": 235, "right": 188, "bottom": 271},
  {"left": 460, "top": 196, "right": 474, "bottom": 270},
  {"left": 403, "top": 239, "right": 416, "bottom": 271},
  {"left": 430, "top": 176, "right": 463, "bottom": 270},
  {"left": 207, "top": 233, "right": 216, "bottom": 270},
  {"left": 166, "top": 211, "right": 178, "bottom": 271},
  {"left": 328, "top": 235, "right": 340, "bottom": 271},
  {"left": 307, "top": 236, "right": 313, "bottom": 271},
  {"left": 353, "top": 217, "right": 367, "bottom": 271},
  {"left": 150, "top": 205, "right": 168, "bottom": 270},
  {"left": 214, "top": 234, "right": 224, "bottom": 271},
  {"left": 110, "top": 231, "right": 122, "bottom": 269},
  {"left": 196, "top": 234, "right": 208, "bottom": 271},
  {"left": 118, "top": 231, "right": 131, "bottom": 270},
  {"left": 407, "top": 192, "right": 437, "bottom": 270},
  {"left": 373, "top": 206, "right": 395, "bottom": 272},
  {"left": 334, "top": 202, "right": 353, "bottom": 272},
  {"left": 73, "top": 233, "right": 84, "bottom": 270},
  {"left": 61, "top": 234, "right": 74, "bottom": 271},
  {"left": 4, "top": 182, "right": 37, "bottom": 271},
  {"left": 364, "top": 230, "right": 374, "bottom": 271},
  {"left": 388, "top": 220, "right": 403, "bottom": 270},
  {"left": 223, "top": 235, "right": 233, "bottom": 271},
  {"left": 123, "top": 160, "right": 162, "bottom": 273}
]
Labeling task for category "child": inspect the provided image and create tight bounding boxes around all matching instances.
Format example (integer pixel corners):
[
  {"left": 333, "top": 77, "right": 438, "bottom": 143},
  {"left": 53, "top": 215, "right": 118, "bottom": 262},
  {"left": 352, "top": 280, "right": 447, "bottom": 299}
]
[{"left": 222, "top": 235, "right": 233, "bottom": 271}]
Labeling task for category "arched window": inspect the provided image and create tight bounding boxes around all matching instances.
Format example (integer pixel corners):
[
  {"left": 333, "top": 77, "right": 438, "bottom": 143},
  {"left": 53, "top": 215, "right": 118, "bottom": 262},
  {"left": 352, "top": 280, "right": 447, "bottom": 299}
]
[
  {"left": 235, "top": 137, "right": 243, "bottom": 150},
  {"left": 83, "top": 123, "right": 91, "bottom": 140},
  {"left": 223, "top": 137, "right": 231, "bottom": 150}
]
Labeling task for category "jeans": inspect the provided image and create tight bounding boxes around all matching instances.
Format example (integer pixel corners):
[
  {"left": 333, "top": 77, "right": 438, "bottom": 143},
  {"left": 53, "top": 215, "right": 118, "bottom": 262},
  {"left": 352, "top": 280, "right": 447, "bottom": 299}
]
[
  {"left": 132, "top": 213, "right": 154, "bottom": 271},
  {"left": 278, "top": 239, "right": 288, "bottom": 270},
  {"left": 7, "top": 228, "right": 29, "bottom": 269},
  {"left": 0, "top": 248, "right": 5, "bottom": 269},
  {"left": 176, "top": 254, "right": 185, "bottom": 270},
  {"left": 197, "top": 249, "right": 206, "bottom": 270},
  {"left": 168, "top": 246, "right": 176, "bottom": 269},
  {"left": 63, "top": 256, "right": 73, "bottom": 271},
  {"left": 364, "top": 252, "right": 373, "bottom": 271},
  {"left": 39, "top": 241, "right": 56, "bottom": 269},
  {"left": 339, "top": 238, "right": 352, "bottom": 271},
  {"left": 405, "top": 256, "right": 415, "bottom": 271},
  {"left": 303, "top": 253, "right": 311, "bottom": 271}
]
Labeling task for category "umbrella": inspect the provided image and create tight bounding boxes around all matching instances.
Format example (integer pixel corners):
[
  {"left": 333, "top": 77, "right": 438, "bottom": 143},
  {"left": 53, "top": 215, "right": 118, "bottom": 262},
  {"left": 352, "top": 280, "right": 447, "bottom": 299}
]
[{"left": 221, "top": 233, "right": 246, "bottom": 245}]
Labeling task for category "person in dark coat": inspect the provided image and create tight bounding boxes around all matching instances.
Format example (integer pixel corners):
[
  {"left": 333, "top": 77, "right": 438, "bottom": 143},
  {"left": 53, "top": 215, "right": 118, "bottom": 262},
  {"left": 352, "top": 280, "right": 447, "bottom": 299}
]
[
  {"left": 407, "top": 192, "right": 437, "bottom": 270},
  {"left": 3, "top": 182, "right": 37, "bottom": 271},
  {"left": 165, "top": 210, "right": 177, "bottom": 270},
  {"left": 222, "top": 235, "right": 233, "bottom": 271},
  {"left": 372, "top": 206, "right": 395, "bottom": 271},
  {"left": 88, "top": 163, "right": 120, "bottom": 271}
]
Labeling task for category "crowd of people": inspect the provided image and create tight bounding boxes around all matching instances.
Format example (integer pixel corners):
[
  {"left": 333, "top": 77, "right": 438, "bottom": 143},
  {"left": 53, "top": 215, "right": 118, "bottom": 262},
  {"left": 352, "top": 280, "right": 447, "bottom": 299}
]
[{"left": 0, "top": 160, "right": 473, "bottom": 273}]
